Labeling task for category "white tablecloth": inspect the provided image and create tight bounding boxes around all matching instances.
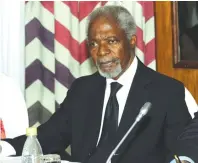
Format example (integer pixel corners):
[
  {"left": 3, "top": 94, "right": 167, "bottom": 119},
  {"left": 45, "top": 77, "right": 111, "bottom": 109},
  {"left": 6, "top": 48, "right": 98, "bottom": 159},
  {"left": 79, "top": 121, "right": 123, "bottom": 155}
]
[{"left": 0, "top": 156, "right": 77, "bottom": 163}]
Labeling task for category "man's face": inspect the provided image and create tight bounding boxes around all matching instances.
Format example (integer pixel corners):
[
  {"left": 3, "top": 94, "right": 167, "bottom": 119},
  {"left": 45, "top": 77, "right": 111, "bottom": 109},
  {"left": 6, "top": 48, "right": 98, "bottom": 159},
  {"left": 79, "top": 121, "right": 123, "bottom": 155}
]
[{"left": 88, "top": 16, "right": 134, "bottom": 79}]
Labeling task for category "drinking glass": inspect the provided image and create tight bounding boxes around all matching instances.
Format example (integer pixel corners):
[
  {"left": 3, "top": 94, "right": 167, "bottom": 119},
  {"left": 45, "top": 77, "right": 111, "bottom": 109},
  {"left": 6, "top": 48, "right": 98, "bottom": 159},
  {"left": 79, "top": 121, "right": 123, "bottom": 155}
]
[{"left": 41, "top": 154, "right": 61, "bottom": 163}]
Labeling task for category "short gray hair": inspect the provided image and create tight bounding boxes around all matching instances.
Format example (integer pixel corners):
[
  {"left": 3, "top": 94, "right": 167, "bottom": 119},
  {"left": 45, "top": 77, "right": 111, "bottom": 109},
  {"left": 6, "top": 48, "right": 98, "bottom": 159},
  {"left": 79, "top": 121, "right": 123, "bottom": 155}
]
[{"left": 86, "top": 5, "right": 137, "bottom": 41}]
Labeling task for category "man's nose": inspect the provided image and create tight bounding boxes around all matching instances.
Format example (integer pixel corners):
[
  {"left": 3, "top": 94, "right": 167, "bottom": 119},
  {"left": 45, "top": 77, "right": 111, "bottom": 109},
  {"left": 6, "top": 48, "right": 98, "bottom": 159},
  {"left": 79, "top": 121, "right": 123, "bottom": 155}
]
[{"left": 97, "top": 43, "right": 110, "bottom": 56}]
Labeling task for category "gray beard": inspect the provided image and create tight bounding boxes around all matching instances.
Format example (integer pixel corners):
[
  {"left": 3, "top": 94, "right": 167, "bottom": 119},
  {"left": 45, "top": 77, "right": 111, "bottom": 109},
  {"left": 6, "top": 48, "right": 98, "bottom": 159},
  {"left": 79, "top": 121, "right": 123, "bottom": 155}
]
[{"left": 96, "top": 62, "right": 122, "bottom": 79}]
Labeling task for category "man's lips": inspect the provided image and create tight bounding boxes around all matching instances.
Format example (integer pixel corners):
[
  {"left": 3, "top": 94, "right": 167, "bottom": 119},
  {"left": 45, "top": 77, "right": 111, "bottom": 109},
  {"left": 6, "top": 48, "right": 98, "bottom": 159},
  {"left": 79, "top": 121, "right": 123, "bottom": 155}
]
[
  {"left": 100, "top": 60, "right": 113, "bottom": 66},
  {"left": 99, "top": 61, "right": 115, "bottom": 71}
]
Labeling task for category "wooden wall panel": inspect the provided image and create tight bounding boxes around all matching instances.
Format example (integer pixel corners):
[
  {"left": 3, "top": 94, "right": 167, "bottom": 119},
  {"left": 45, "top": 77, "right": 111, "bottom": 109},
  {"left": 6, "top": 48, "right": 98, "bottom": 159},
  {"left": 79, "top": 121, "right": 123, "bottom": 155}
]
[{"left": 155, "top": 1, "right": 198, "bottom": 102}]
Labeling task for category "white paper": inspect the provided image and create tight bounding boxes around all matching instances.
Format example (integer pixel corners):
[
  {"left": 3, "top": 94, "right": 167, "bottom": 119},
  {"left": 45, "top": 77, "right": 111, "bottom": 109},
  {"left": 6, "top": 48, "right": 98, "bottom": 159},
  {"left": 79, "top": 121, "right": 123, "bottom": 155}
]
[{"left": 0, "top": 156, "right": 79, "bottom": 163}]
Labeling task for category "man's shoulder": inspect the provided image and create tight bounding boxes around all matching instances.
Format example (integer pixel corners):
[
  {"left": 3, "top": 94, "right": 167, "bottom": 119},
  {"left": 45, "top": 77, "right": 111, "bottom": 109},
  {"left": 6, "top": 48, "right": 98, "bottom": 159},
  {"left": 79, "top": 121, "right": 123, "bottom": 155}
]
[
  {"left": 145, "top": 67, "right": 184, "bottom": 90},
  {"left": 70, "top": 72, "right": 102, "bottom": 89},
  {"left": 74, "top": 72, "right": 101, "bottom": 83}
]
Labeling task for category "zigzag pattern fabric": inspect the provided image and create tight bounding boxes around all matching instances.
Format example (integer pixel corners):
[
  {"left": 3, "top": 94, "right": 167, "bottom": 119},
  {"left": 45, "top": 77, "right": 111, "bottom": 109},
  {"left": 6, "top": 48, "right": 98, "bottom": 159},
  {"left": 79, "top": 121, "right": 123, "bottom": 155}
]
[{"left": 25, "top": 1, "right": 155, "bottom": 126}]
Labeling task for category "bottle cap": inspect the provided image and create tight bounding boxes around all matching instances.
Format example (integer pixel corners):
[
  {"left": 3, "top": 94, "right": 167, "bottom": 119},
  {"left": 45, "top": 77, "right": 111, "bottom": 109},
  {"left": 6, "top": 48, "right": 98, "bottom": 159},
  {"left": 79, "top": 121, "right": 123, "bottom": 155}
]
[{"left": 26, "top": 127, "right": 37, "bottom": 136}]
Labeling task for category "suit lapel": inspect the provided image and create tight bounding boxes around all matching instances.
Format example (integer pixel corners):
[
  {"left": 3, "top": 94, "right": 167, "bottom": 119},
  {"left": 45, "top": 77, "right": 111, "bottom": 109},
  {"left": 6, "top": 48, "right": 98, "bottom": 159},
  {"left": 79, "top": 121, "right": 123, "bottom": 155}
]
[
  {"left": 115, "top": 60, "right": 152, "bottom": 155},
  {"left": 81, "top": 73, "right": 106, "bottom": 161}
]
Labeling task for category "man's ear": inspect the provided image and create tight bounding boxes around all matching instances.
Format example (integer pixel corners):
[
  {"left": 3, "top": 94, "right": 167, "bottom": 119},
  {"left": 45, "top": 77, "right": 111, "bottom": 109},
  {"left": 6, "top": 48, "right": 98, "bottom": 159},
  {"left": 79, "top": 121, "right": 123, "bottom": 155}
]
[{"left": 130, "top": 35, "right": 137, "bottom": 48}]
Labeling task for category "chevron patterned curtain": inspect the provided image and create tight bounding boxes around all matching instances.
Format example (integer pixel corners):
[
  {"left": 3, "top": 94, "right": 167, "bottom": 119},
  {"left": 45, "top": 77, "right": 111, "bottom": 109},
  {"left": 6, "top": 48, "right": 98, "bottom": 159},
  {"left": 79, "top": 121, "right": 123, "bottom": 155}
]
[{"left": 25, "top": 1, "right": 155, "bottom": 126}]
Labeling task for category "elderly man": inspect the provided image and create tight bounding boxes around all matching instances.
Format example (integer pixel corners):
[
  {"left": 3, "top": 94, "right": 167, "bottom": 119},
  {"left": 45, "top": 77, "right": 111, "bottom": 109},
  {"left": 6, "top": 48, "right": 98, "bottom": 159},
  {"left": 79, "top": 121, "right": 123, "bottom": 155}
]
[{"left": 3, "top": 5, "right": 194, "bottom": 163}]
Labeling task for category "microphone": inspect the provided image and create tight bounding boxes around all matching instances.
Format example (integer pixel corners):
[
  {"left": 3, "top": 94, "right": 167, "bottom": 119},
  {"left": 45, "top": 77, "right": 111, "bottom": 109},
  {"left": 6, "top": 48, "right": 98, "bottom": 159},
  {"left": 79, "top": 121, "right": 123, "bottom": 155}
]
[
  {"left": 174, "top": 155, "right": 182, "bottom": 163},
  {"left": 106, "top": 102, "right": 152, "bottom": 163}
]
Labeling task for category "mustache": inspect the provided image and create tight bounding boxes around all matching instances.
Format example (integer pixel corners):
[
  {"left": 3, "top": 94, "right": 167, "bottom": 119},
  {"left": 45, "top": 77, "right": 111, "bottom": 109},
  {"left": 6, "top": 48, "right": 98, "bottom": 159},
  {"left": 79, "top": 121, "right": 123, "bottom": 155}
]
[{"left": 96, "top": 57, "right": 120, "bottom": 65}]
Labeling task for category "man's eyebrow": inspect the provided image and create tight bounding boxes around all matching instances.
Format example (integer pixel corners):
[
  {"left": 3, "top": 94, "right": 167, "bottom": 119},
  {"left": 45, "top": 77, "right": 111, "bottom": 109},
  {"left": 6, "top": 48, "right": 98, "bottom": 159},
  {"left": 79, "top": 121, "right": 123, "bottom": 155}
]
[
  {"left": 88, "top": 36, "right": 118, "bottom": 41},
  {"left": 105, "top": 36, "right": 119, "bottom": 40},
  {"left": 87, "top": 38, "right": 97, "bottom": 42}
]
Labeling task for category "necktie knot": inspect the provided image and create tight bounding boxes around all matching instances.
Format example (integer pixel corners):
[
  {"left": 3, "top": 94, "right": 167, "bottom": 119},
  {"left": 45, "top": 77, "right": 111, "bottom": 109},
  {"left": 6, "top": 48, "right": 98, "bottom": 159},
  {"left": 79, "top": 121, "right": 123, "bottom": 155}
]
[{"left": 110, "top": 82, "right": 122, "bottom": 97}]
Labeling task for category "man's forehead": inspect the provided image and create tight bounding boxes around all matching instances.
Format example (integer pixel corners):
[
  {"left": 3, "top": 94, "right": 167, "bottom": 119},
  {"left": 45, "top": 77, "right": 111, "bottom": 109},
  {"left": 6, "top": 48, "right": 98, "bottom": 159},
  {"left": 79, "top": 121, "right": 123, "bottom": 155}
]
[
  {"left": 88, "top": 17, "right": 121, "bottom": 37},
  {"left": 91, "top": 22, "right": 113, "bottom": 33},
  {"left": 90, "top": 14, "right": 117, "bottom": 26},
  {"left": 88, "top": 26, "right": 121, "bottom": 41}
]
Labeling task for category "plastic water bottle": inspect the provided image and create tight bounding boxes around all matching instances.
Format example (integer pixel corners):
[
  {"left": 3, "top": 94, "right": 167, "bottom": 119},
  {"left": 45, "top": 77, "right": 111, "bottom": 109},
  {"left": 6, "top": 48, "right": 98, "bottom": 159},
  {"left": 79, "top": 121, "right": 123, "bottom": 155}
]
[{"left": 21, "top": 127, "right": 43, "bottom": 163}]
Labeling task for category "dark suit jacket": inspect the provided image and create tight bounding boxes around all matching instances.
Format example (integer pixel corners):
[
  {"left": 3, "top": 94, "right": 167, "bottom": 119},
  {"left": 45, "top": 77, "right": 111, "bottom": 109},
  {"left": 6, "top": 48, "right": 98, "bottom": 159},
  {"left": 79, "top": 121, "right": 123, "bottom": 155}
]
[
  {"left": 6, "top": 60, "right": 191, "bottom": 163},
  {"left": 174, "top": 112, "right": 198, "bottom": 163}
]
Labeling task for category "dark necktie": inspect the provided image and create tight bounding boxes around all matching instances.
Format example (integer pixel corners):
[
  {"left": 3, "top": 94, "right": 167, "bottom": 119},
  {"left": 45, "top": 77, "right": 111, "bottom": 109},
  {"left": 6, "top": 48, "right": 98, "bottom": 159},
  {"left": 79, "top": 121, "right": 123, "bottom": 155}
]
[{"left": 98, "top": 82, "right": 122, "bottom": 147}]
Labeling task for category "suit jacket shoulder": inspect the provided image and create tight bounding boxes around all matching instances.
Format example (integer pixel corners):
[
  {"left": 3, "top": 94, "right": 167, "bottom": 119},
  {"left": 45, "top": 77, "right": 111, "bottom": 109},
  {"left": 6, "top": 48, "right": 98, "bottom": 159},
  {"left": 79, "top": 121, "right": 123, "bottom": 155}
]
[
  {"left": 136, "top": 61, "right": 185, "bottom": 95},
  {"left": 68, "top": 72, "right": 105, "bottom": 96}
]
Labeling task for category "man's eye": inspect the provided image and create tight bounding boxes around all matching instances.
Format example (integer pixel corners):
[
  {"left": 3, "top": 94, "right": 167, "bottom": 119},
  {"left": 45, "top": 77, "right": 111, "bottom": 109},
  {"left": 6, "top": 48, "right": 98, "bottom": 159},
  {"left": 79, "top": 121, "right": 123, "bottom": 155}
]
[
  {"left": 89, "top": 42, "right": 97, "bottom": 47},
  {"left": 108, "top": 40, "right": 118, "bottom": 44}
]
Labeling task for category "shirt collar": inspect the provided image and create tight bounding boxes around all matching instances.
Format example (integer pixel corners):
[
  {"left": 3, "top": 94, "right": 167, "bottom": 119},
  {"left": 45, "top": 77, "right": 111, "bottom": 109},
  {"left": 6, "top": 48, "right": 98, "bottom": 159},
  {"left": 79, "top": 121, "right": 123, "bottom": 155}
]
[{"left": 106, "top": 56, "right": 138, "bottom": 86}]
